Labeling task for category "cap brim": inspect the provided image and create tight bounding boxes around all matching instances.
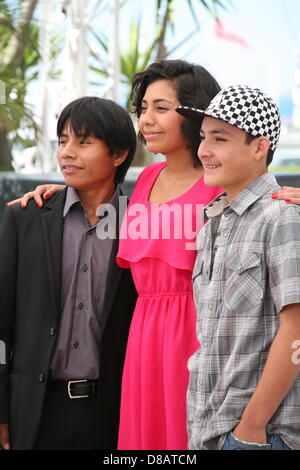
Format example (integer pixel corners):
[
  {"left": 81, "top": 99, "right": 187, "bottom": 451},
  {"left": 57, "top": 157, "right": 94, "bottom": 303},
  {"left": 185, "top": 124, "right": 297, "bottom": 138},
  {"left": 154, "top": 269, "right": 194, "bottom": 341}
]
[{"left": 175, "top": 106, "right": 205, "bottom": 122}]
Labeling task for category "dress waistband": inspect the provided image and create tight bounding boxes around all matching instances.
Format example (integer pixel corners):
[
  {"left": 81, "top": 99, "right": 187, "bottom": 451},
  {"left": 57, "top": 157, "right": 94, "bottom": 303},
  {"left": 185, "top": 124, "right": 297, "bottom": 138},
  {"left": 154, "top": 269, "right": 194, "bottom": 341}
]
[{"left": 138, "top": 291, "right": 193, "bottom": 298}]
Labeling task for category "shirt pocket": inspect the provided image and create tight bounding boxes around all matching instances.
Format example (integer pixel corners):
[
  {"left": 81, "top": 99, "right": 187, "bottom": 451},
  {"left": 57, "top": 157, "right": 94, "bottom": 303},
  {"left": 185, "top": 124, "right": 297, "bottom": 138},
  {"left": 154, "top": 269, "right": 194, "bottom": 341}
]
[{"left": 225, "top": 252, "right": 263, "bottom": 313}]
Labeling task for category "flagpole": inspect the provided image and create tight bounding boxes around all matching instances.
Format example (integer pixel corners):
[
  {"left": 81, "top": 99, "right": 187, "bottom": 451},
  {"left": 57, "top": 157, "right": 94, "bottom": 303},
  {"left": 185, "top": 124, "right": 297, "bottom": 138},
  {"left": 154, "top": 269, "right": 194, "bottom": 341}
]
[
  {"left": 36, "top": 0, "right": 52, "bottom": 172},
  {"left": 107, "top": 0, "right": 120, "bottom": 102},
  {"left": 61, "top": 0, "right": 88, "bottom": 106}
]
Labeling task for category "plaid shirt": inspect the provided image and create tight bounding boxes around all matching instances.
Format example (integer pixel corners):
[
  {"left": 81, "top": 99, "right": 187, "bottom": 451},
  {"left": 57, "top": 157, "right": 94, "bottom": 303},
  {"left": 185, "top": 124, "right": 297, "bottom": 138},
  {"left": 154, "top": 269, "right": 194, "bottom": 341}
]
[{"left": 188, "top": 172, "right": 300, "bottom": 450}]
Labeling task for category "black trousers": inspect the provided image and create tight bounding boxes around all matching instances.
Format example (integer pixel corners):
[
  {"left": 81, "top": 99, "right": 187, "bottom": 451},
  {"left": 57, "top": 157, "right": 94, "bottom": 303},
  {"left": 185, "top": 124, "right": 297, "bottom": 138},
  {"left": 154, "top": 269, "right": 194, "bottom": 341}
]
[{"left": 33, "top": 382, "right": 98, "bottom": 450}]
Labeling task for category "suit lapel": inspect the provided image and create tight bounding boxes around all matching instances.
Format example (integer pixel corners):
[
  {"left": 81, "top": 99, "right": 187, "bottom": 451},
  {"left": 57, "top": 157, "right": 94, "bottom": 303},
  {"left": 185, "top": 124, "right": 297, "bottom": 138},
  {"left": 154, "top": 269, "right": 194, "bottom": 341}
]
[
  {"left": 101, "top": 188, "right": 127, "bottom": 333},
  {"left": 40, "top": 190, "right": 67, "bottom": 324},
  {"left": 39, "top": 186, "right": 128, "bottom": 331}
]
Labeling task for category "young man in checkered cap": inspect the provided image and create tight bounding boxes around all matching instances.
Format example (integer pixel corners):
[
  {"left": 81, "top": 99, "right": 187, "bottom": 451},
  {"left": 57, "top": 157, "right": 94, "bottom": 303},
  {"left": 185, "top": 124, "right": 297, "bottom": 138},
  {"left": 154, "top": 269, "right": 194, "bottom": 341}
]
[{"left": 176, "top": 85, "right": 300, "bottom": 450}]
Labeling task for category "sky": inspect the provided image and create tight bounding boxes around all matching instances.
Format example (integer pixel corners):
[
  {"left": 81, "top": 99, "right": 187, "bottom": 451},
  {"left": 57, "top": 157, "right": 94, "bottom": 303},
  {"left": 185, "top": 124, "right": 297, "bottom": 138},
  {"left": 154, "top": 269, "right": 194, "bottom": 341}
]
[
  {"left": 120, "top": 0, "right": 300, "bottom": 121},
  {"left": 168, "top": 0, "right": 300, "bottom": 119}
]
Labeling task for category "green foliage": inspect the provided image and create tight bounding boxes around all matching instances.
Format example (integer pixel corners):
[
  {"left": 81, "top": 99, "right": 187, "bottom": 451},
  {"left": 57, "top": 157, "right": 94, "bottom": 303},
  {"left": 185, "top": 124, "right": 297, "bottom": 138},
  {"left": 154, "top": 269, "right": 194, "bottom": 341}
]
[
  {"left": 90, "top": 0, "right": 231, "bottom": 109},
  {"left": 0, "top": 1, "right": 40, "bottom": 142},
  {"left": 90, "top": 18, "right": 160, "bottom": 108},
  {"left": 90, "top": 21, "right": 199, "bottom": 108},
  {"left": 270, "top": 164, "right": 300, "bottom": 173},
  {"left": 155, "top": 0, "right": 230, "bottom": 29},
  {"left": 0, "top": 0, "right": 233, "bottom": 169}
]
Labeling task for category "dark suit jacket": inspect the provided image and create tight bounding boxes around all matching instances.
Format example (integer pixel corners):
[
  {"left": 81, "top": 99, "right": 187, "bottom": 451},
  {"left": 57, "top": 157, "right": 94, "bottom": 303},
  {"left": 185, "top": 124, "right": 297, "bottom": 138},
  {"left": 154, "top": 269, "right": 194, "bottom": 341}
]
[{"left": 0, "top": 188, "right": 137, "bottom": 449}]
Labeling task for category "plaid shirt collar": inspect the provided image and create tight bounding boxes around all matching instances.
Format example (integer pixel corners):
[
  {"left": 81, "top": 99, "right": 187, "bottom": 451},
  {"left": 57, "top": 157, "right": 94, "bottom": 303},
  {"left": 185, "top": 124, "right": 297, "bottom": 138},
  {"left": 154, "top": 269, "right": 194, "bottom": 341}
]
[{"left": 203, "top": 171, "right": 280, "bottom": 222}]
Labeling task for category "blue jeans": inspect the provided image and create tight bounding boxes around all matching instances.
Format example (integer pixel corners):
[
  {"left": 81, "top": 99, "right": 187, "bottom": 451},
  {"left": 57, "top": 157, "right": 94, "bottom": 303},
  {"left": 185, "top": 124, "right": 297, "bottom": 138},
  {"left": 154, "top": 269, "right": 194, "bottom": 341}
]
[{"left": 222, "top": 432, "right": 291, "bottom": 450}]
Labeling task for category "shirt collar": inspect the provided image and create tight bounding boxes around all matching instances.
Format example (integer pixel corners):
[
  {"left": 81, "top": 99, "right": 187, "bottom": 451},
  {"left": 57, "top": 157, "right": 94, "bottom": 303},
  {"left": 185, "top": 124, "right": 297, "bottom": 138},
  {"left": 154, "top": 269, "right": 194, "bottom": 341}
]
[
  {"left": 63, "top": 185, "right": 120, "bottom": 219},
  {"left": 204, "top": 172, "right": 280, "bottom": 221},
  {"left": 63, "top": 187, "right": 81, "bottom": 218}
]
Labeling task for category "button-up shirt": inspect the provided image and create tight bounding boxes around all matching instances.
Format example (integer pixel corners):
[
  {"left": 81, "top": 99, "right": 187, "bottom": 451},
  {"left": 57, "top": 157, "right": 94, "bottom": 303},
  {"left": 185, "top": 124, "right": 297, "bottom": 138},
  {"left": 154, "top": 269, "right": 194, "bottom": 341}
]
[
  {"left": 50, "top": 187, "right": 118, "bottom": 380},
  {"left": 189, "top": 172, "right": 300, "bottom": 450}
]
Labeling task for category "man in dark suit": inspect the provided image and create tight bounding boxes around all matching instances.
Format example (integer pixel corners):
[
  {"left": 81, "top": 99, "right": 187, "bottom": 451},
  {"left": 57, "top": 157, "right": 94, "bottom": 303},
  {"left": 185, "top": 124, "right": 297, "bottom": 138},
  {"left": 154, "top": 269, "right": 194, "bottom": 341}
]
[{"left": 0, "top": 97, "right": 137, "bottom": 450}]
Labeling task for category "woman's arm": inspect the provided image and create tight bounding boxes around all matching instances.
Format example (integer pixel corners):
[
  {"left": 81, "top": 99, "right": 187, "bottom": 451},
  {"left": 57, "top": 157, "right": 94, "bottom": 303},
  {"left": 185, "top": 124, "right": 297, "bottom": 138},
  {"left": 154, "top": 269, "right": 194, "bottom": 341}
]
[{"left": 6, "top": 184, "right": 66, "bottom": 208}]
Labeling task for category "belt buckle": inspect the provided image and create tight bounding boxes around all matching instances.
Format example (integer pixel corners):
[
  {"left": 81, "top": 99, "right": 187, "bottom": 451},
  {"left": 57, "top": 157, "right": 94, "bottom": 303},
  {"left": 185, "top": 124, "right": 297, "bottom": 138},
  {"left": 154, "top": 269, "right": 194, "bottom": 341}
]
[{"left": 67, "top": 379, "right": 88, "bottom": 399}]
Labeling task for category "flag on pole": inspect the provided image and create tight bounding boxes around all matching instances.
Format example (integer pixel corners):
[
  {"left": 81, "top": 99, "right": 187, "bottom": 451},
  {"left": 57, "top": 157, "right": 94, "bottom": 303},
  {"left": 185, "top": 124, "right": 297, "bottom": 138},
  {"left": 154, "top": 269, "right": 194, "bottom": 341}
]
[{"left": 214, "top": 18, "right": 249, "bottom": 48}]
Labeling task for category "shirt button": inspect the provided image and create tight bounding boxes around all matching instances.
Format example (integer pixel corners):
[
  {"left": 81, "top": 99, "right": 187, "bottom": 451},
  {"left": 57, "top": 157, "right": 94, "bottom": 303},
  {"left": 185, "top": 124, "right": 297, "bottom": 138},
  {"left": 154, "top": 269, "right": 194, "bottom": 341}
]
[
  {"left": 74, "top": 341, "right": 79, "bottom": 349},
  {"left": 78, "top": 302, "right": 84, "bottom": 310},
  {"left": 208, "top": 304, "right": 213, "bottom": 309},
  {"left": 82, "top": 264, "right": 88, "bottom": 272},
  {"left": 50, "top": 327, "right": 56, "bottom": 336},
  {"left": 223, "top": 232, "right": 228, "bottom": 238}
]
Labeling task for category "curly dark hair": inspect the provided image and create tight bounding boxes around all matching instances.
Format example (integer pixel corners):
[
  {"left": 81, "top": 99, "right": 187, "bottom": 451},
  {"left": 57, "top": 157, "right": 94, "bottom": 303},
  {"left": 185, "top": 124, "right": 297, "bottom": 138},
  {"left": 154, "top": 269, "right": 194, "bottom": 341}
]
[{"left": 130, "top": 59, "right": 221, "bottom": 166}]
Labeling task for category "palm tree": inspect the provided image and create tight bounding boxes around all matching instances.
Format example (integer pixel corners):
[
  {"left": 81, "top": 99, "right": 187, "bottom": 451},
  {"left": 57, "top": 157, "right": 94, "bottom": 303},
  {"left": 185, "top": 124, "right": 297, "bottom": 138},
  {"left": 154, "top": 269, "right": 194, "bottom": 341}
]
[
  {"left": 154, "top": 0, "right": 230, "bottom": 61},
  {"left": 90, "top": 15, "right": 200, "bottom": 165},
  {"left": 0, "top": 0, "right": 39, "bottom": 170},
  {"left": 90, "top": 0, "right": 231, "bottom": 164}
]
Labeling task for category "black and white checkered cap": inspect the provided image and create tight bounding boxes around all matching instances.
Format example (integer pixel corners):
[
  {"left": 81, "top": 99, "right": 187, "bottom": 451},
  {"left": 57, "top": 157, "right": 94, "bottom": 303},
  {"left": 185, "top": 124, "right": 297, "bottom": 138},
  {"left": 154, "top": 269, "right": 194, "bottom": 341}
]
[{"left": 176, "top": 85, "right": 281, "bottom": 151}]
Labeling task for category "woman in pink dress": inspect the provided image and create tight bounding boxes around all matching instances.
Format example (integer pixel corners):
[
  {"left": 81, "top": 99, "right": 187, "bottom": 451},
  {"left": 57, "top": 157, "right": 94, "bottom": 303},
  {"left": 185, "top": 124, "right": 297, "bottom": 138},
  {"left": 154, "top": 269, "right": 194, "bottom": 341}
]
[{"left": 117, "top": 60, "right": 222, "bottom": 449}]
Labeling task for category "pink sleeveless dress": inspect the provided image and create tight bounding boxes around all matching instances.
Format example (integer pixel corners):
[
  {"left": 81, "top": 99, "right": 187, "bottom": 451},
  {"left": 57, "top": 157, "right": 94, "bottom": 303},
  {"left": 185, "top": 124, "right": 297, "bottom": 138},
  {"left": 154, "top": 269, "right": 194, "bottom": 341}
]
[{"left": 117, "top": 162, "right": 223, "bottom": 450}]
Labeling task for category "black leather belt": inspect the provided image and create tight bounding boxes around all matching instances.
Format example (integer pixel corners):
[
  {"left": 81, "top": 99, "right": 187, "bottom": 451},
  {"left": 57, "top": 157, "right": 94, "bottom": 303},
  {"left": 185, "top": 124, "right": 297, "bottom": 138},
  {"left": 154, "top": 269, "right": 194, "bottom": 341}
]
[{"left": 48, "top": 379, "right": 97, "bottom": 399}]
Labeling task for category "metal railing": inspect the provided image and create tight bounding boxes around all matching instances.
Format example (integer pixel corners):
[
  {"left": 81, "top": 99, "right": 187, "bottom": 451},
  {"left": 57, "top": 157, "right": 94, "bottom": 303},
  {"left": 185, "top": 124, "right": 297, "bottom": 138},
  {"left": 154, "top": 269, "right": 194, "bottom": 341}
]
[{"left": 0, "top": 169, "right": 300, "bottom": 226}]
